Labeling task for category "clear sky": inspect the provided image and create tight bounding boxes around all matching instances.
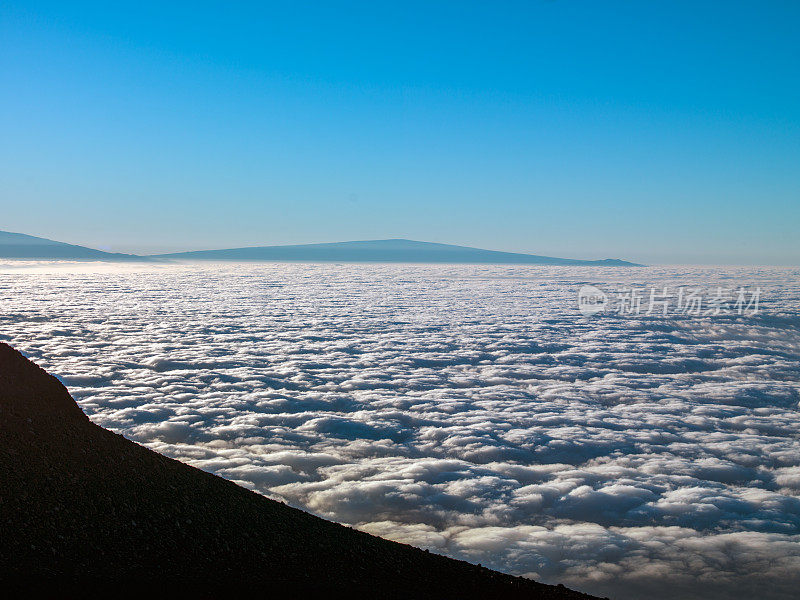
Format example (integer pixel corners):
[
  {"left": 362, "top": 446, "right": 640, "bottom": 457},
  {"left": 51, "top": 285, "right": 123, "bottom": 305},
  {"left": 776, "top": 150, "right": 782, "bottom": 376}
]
[{"left": 1, "top": 1, "right": 798, "bottom": 264}]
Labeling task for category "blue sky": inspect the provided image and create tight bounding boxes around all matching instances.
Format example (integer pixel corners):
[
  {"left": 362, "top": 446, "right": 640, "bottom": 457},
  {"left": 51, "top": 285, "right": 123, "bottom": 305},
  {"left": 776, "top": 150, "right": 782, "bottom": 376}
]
[{"left": 1, "top": 1, "right": 798, "bottom": 263}]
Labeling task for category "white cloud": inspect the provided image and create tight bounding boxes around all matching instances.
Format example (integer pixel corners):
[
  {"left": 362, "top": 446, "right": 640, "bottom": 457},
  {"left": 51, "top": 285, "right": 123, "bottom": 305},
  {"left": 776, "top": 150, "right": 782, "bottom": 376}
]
[{"left": 2, "top": 261, "right": 799, "bottom": 599}]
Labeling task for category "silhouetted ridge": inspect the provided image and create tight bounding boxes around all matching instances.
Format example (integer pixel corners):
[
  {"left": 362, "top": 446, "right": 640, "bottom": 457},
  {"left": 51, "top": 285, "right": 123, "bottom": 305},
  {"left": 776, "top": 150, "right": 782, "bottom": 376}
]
[
  {"left": 154, "top": 238, "right": 642, "bottom": 266},
  {"left": 0, "top": 230, "right": 145, "bottom": 261},
  {"left": 0, "top": 344, "right": 601, "bottom": 599},
  {"left": 0, "top": 230, "right": 641, "bottom": 266},
  {"left": 0, "top": 344, "right": 88, "bottom": 422}
]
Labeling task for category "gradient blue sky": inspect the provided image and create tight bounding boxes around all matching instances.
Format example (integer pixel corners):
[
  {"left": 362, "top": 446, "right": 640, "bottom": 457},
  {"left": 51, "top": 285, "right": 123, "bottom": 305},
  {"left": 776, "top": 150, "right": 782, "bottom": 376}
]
[{"left": 1, "top": 1, "right": 798, "bottom": 263}]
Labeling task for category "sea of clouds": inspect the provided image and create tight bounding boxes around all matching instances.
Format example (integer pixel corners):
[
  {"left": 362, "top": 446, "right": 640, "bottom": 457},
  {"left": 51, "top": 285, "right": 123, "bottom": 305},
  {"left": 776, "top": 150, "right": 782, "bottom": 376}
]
[{"left": 1, "top": 261, "right": 798, "bottom": 599}]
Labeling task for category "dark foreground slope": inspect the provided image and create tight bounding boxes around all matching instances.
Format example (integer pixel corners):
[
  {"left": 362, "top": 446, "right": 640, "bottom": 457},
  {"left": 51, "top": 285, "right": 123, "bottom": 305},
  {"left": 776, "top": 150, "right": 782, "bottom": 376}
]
[{"left": 0, "top": 344, "right": 601, "bottom": 599}]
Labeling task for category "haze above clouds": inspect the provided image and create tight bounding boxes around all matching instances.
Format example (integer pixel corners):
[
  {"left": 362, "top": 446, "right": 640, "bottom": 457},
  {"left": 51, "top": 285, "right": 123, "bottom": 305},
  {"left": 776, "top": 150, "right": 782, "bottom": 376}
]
[{"left": 2, "top": 262, "right": 799, "bottom": 599}]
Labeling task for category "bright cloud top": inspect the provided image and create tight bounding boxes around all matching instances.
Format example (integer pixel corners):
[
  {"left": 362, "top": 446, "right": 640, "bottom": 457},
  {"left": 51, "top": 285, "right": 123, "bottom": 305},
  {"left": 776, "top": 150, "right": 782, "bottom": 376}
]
[{"left": 2, "top": 262, "right": 799, "bottom": 600}]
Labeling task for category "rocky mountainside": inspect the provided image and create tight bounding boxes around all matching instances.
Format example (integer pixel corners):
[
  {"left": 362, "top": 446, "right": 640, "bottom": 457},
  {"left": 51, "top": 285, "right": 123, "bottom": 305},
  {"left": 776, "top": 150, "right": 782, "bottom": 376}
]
[{"left": 0, "top": 343, "right": 602, "bottom": 599}]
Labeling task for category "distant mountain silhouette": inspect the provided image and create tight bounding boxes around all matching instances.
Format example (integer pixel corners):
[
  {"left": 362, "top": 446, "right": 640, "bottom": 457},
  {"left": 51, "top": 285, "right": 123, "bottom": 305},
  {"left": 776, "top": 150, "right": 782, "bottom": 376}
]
[
  {"left": 0, "top": 230, "right": 144, "bottom": 261},
  {"left": 0, "top": 231, "right": 641, "bottom": 266},
  {"left": 0, "top": 343, "right": 602, "bottom": 599},
  {"left": 154, "top": 239, "right": 642, "bottom": 266}
]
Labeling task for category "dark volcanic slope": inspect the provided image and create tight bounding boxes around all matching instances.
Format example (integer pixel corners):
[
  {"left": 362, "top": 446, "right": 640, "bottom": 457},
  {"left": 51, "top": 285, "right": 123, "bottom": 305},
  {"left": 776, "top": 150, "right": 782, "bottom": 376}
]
[
  {"left": 0, "top": 344, "right": 601, "bottom": 599},
  {"left": 154, "top": 238, "right": 641, "bottom": 266}
]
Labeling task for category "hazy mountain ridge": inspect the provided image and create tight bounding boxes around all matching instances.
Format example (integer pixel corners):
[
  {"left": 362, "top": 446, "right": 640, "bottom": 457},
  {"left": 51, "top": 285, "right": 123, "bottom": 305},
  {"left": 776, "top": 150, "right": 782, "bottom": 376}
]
[
  {"left": 0, "top": 230, "right": 144, "bottom": 261},
  {"left": 154, "top": 238, "right": 641, "bottom": 266},
  {"left": 0, "top": 231, "right": 641, "bottom": 265},
  {"left": 0, "top": 342, "right": 602, "bottom": 598}
]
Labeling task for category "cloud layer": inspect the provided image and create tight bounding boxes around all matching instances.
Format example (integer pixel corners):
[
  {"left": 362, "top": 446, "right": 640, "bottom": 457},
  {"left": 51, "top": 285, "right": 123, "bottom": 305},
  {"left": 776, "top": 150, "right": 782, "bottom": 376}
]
[{"left": 2, "top": 261, "right": 799, "bottom": 599}]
